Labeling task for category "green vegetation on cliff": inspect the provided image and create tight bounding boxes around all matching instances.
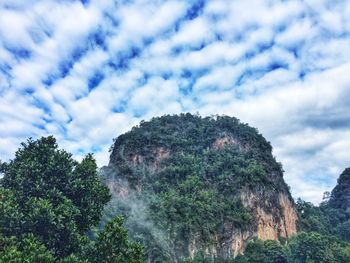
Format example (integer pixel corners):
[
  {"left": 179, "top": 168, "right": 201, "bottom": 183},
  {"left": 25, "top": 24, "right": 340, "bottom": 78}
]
[{"left": 222, "top": 167, "right": 350, "bottom": 263}]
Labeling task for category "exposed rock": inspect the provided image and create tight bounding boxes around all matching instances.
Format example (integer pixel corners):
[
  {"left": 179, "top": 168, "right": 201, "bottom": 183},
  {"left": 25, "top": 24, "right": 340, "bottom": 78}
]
[
  {"left": 235, "top": 191, "right": 297, "bottom": 253},
  {"left": 131, "top": 154, "right": 144, "bottom": 165},
  {"left": 230, "top": 229, "right": 253, "bottom": 257},
  {"left": 212, "top": 133, "right": 239, "bottom": 150},
  {"left": 154, "top": 147, "right": 170, "bottom": 163},
  {"left": 279, "top": 193, "right": 298, "bottom": 238}
]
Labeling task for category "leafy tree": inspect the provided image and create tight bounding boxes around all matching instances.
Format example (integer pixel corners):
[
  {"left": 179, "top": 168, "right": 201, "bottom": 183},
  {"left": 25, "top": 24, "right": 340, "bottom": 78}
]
[
  {"left": 0, "top": 234, "right": 55, "bottom": 263},
  {"left": 0, "top": 136, "right": 145, "bottom": 262},
  {"left": 91, "top": 216, "right": 144, "bottom": 263},
  {"left": 233, "top": 239, "right": 287, "bottom": 263},
  {"left": 0, "top": 188, "right": 23, "bottom": 237},
  {"left": 296, "top": 198, "right": 350, "bottom": 243},
  {"left": 296, "top": 199, "right": 330, "bottom": 234},
  {"left": 0, "top": 137, "right": 110, "bottom": 257},
  {"left": 335, "top": 220, "right": 350, "bottom": 242},
  {"left": 181, "top": 251, "right": 224, "bottom": 263},
  {"left": 288, "top": 232, "right": 350, "bottom": 263},
  {"left": 228, "top": 234, "right": 350, "bottom": 263}
]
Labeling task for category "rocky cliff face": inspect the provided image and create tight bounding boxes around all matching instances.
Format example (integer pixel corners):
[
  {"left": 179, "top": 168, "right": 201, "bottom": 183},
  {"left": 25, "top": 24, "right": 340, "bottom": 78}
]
[
  {"left": 182, "top": 190, "right": 298, "bottom": 258},
  {"left": 105, "top": 114, "right": 297, "bottom": 261},
  {"left": 329, "top": 168, "right": 350, "bottom": 211},
  {"left": 241, "top": 191, "right": 297, "bottom": 240}
]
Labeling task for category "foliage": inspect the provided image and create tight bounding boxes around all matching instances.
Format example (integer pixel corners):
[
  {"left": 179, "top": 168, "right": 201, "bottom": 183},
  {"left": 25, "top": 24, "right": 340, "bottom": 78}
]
[
  {"left": 0, "top": 136, "right": 145, "bottom": 262},
  {"left": 1, "top": 136, "right": 111, "bottom": 233},
  {"left": 90, "top": 216, "right": 144, "bottom": 263},
  {"left": 182, "top": 233, "right": 350, "bottom": 263},
  {"left": 288, "top": 232, "right": 350, "bottom": 263},
  {"left": 0, "top": 188, "right": 23, "bottom": 237},
  {"left": 232, "top": 233, "right": 350, "bottom": 263},
  {"left": 181, "top": 251, "right": 233, "bottom": 263},
  {"left": 0, "top": 234, "right": 55, "bottom": 263},
  {"left": 236, "top": 239, "right": 288, "bottom": 263},
  {"left": 296, "top": 198, "right": 350, "bottom": 242},
  {"left": 334, "top": 220, "right": 350, "bottom": 242},
  {"left": 286, "top": 168, "right": 350, "bottom": 263}
]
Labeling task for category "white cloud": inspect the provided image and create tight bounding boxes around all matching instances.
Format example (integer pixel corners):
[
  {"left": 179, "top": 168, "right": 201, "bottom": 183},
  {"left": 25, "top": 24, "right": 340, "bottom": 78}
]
[
  {"left": 171, "top": 17, "right": 213, "bottom": 47},
  {"left": 107, "top": 0, "right": 186, "bottom": 53},
  {"left": 185, "top": 42, "right": 245, "bottom": 69},
  {"left": 1, "top": 0, "right": 350, "bottom": 204},
  {"left": 193, "top": 65, "right": 242, "bottom": 93},
  {"left": 0, "top": 9, "right": 34, "bottom": 48},
  {"left": 275, "top": 18, "right": 315, "bottom": 49},
  {"left": 128, "top": 76, "right": 182, "bottom": 117}
]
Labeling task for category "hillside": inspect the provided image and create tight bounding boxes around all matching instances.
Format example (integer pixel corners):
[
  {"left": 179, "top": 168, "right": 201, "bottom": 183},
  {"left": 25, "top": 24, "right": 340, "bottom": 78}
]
[
  {"left": 296, "top": 168, "right": 350, "bottom": 244},
  {"left": 329, "top": 168, "right": 350, "bottom": 211},
  {"left": 102, "top": 113, "right": 298, "bottom": 262}
]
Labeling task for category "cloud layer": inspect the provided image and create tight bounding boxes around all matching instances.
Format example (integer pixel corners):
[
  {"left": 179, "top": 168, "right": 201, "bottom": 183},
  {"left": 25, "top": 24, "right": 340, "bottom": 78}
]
[{"left": 1, "top": 0, "right": 350, "bottom": 203}]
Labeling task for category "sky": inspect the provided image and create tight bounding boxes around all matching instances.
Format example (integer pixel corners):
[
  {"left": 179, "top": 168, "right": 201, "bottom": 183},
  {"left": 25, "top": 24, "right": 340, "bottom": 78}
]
[{"left": 1, "top": 0, "right": 350, "bottom": 203}]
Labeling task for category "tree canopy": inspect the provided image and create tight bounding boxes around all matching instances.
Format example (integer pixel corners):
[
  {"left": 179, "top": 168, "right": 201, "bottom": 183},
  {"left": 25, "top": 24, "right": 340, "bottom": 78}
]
[{"left": 0, "top": 136, "right": 145, "bottom": 262}]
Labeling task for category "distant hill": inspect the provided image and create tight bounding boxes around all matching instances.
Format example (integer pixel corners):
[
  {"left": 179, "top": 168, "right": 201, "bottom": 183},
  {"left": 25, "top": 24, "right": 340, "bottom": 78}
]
[
  {"left": 296, "top": 168, "right": 350, "bottom": 244},
  {"left": 329, "top": 168, "right": 350, "bottom": 211}
]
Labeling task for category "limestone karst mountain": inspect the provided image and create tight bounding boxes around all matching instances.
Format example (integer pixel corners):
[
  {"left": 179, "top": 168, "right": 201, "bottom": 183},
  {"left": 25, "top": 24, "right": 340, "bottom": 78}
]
[{"left": 102, "top": 113, "right": 298, "bottom": 262}]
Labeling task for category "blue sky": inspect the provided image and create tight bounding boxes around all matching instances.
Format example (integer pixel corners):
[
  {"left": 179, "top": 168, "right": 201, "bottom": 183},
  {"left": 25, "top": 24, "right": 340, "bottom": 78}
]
[{"left": 1, "top": 0, "right": 350, "bottom": 203}]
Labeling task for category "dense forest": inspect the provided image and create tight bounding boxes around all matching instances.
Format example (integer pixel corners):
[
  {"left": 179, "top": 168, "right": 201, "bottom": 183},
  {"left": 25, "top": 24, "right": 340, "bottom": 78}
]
[{"left": 0, "top": 114, "right": 349, "bottom": 262}]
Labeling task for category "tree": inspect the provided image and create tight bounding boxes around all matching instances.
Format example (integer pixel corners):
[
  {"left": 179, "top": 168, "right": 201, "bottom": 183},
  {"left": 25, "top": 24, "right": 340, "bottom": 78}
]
[
  {"left": 234, "top": 239, "right": 287, "bottom": 263},
  {"left": 0, "top": 136, "right": 110, "bottom": 257},
  {"left": 0, "top": 234, "right": 55, "bottom": 263},
  {"left": 295, "top": 198, "right": 350, "bottom": 243},
  {"left": 335, "top": 220, "right": 350, "bottom": 242},
  {"left": 91, "top": 216, "right": 145, "bottom": 263},
  {"left": 0, "top": 188, "right": 23, "bottom": 237},
  {"left": 288, "top": 232, "right": 350, "bottom": 263}
]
